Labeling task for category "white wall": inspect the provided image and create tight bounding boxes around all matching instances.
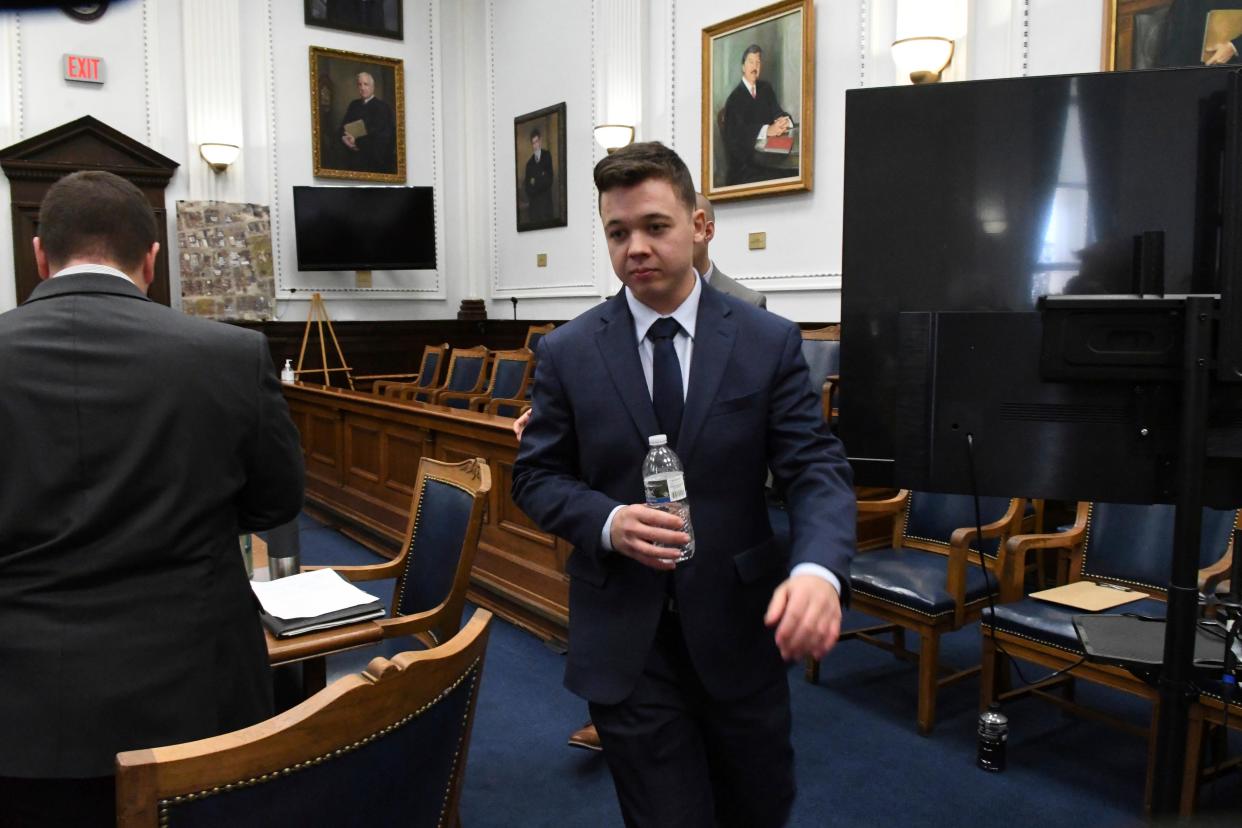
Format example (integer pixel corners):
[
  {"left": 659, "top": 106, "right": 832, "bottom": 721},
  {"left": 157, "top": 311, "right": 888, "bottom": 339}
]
[{"left": 0, "top": 0, "right": 1115, "bottom": 321}]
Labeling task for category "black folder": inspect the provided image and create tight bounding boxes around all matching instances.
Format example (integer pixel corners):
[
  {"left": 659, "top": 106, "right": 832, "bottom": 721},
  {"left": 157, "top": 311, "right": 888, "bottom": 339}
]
[{"left": 260, "top": 600, "right": 386, "bottom": 638}]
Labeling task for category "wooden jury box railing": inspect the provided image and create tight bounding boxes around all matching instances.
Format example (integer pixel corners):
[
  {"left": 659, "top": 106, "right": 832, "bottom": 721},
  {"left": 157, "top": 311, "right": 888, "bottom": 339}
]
[{"left": 282, "top": 382, "right": 890, "bottom": 645}]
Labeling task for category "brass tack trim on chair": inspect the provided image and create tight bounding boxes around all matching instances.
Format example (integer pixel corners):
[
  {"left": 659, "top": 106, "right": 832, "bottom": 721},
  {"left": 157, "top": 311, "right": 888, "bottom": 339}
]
[
  {"left": 157, "top": 659, "right": 483, "bottom": 825},
  {"left": 395, "top": 473, "right": 479, "bottom": 622},
  {"left": 1080, "top": 503, "right": 1175, "bottom": 593}
]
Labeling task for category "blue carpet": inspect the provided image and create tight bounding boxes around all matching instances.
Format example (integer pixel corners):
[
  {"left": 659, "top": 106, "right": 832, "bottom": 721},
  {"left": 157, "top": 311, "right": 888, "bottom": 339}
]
[{"left": 294, "top": 513, "right": 1241, "bottom": 826}]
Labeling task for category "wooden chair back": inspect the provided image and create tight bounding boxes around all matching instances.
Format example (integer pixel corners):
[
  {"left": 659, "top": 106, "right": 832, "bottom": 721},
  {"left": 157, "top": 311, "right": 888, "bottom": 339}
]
[
  {"left": 800, "top": 325, "right": 841, "bottom": 420},
  {"left": 408, "top": 345, "right": 489, "bottom": 405},
  {"left": 523, "top": 323, "right": 555, "bottom": 355},
  {"left": 116, "top": 609, "right": 493, "bottom": 828},
  {"left": 324, "top": 457, "right": 492, "bottom": 649}
]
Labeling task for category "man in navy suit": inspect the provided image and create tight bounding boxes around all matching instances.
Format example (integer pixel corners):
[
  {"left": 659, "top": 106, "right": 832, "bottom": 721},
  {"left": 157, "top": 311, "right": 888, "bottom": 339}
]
[{"left": 512, "top": 142, "right": 854, "bottom": 827}]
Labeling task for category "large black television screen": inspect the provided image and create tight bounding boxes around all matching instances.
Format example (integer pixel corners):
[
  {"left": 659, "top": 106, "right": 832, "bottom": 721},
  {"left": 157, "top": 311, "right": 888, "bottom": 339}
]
[
  {"left": 293, "top": 186, "right": 436, "bottom": 271},
  {"left": 840, "top": 67, "right": 1242, "bottom": 504}
]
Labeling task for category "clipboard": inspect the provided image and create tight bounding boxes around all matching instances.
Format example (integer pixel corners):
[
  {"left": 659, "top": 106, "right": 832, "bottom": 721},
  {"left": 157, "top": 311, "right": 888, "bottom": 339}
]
[
  {"left": 1029, "top": 580, "right": 1145, "bottom": 611},
  {"left": 1202, "top": 10, "right": 1242, "bottom": 63}
]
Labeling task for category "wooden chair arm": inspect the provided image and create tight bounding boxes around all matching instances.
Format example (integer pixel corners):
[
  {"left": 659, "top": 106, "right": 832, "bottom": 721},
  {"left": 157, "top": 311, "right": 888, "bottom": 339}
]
[
  {"left": 354, "top": 372, "right": 420, "bottom": 382},
  {"left": 436, "top": 389, "right": 478, "bottom": 407},
  {"left": 484, "top": 396, "right": 529, "bottom": 415},
  {"left": 857, "top": 490, "right": 909, "bottom": 514},
  {"left": 375, "top": 606, "right": 442, "bottom": 641},
  {"left": 948, "top": 499, "right": 1025, "bottom": 548},
  {"left": 992, "top": 523, "right": 1086, "bottom": 601},
  {"left": 1199, "top": 549, "right": 1233, "bottom": 594},
  {"left": 301, "top": 561, "right": 405, "bottom": 581}
]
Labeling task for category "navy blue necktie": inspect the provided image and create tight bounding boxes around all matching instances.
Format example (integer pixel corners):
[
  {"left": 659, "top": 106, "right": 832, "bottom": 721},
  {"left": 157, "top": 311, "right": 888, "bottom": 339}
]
[{"left": 647, "top": 317, "right": 684, "bottom": 449}]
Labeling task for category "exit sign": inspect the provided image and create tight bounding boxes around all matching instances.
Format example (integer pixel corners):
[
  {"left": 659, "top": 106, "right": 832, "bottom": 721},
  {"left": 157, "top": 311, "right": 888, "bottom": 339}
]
[{"left": 63, "top": 54, "right": 104, "bottom": 84}]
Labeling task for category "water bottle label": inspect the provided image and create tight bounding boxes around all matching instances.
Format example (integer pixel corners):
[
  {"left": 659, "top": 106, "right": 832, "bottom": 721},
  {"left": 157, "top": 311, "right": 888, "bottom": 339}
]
[{"left": 644, "top": 472, "right": 686, "bottom": 503}]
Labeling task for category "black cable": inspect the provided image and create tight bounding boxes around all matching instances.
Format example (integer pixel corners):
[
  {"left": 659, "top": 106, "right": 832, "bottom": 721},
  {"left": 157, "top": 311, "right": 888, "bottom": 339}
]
[{"left": 966, "top": 433, "right": 1084, "bottom": 694}]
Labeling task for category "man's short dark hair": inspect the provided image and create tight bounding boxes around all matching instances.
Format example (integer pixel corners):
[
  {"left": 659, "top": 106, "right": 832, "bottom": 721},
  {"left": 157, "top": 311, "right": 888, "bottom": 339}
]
[
  {"left": 530, "top": 127, "right": 542, "bottom": 141},
  {"left": 742, "top": 44, "right": 763, "bottom": 65},
  {"left": 593, "top": 141, "right": 696, "bottom": 213},
  {"left": 38, "top": 171, "right": 157, "bottom": 272}
]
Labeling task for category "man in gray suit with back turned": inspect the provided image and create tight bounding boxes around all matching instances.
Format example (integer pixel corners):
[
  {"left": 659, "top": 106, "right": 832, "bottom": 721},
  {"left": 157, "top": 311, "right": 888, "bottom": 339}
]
[{"left": 0, "top": 171, "right": 305, "bottom": 826}]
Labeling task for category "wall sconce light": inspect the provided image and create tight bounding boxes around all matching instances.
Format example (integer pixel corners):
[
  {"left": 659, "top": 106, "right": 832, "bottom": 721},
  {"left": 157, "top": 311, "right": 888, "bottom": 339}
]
[
  {"left": 199, "top": 142, "right": 240, "bottom": 173},
  {"left": 593, "top": 124, "right": 635, "bottom": 154},
  {"left": 891, "top": 36, "right": 955, "bottom": 84}
]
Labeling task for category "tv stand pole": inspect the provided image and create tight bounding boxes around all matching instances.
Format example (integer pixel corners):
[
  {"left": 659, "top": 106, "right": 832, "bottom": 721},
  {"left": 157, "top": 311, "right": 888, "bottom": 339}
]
[{"left": 1149, "top": 295, "right": 1214, "bottom": 815}]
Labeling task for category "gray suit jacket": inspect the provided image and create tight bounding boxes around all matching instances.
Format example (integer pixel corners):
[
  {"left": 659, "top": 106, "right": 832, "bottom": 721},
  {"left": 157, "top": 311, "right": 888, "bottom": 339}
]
[{"left": 708, "top": 264, "right": 766, "bottom": 308}]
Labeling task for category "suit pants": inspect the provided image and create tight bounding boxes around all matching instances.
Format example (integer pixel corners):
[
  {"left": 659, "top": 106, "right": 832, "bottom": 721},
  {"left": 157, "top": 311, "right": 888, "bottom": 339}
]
[
  {"left": 589, "top": 606, "right": 795, "bottom": 828},
  {"left": 0, "top": 775, "right": 114, "bottom": 827}
]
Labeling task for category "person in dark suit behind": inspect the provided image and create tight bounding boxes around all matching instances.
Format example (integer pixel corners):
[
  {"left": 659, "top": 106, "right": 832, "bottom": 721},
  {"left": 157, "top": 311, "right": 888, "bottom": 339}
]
[
  {"left": 524, "top": 127, "right": 555, "bottom": 223},
  {"left": 0, "top": 171, "right": 305, "bottom": 827},
  {"left": 512, "top": 142, "right": 854, "bottom": 827},
  {"left": 340, "top": 70, "right": 397, "bottom": 173},
  {"left": 695, "top": 192, "right": 766, "bottom": 308},
  {"left": 722, "top": 44, "right": 793, "bottom": 186}
]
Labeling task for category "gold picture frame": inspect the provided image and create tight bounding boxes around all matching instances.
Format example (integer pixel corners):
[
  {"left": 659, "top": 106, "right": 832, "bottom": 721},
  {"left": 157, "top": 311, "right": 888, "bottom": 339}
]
[
  {"left": 701, "top": 0, "right": 814, "bottom": 203},
  {"left": 1104, "top": 0, "right": 1242, "bottom": 71},
  {"left": 309, "top": 46, "right": 405, "bottom": 183}
]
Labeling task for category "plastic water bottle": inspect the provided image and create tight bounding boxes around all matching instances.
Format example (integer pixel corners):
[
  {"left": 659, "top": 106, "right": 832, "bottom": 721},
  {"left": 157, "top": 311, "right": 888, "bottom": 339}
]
[
  {"left": 281, "top": 359, "right": 295, "bottom": 383},
  {"left": 642, "top": 434, "right": 695, "bottom": 563},
  {"left": 976, "top": 703, "right": 1008, "bottom": 772}
]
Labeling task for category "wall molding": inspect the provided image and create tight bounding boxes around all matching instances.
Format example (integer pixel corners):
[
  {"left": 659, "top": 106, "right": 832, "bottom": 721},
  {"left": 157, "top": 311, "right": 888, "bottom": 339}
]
[
  {"left": 266, "top": 0, "right": 284, "bottom": 290},
  {"left": 142, "top": 0, "right": 153, "bottom": 146},
  {"left": 7, "top": 13, "right": 22, "bottom": 142},
  {"left": 487, "top": 0, "right": 500, "bottom": 291},
  {"left": 287, "top": 0, "right": 446, "bottom": 298},
  {"left": 859, "top": 0, "right": 869, "bottom": 87}
]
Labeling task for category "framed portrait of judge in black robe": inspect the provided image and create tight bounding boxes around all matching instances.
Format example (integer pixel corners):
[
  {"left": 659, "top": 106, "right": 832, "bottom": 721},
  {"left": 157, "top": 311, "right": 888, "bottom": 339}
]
[
  {"left": 1105, "top": 0, "right": 1242, "bottom": 70},
  {"left": 310, "top": 46, "right": 406, "bottom": 183},
  {"left": 702, "top": 0, "right": 814, "bottom": 203},
  {"left": 514, "top": 103, "right": 568, "bottom": 232}
]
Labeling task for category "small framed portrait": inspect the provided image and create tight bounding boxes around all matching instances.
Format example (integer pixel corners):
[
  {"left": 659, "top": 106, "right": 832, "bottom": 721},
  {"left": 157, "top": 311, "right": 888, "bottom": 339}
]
[
  {"left": 514, "top": 103, "right": 568, "bottom": 232},
  {"left": 304, "top": 0, "right": 403, "bottom": 41},
  {"left": 309, "top": 46, "right": 405, "bottom": 183},
  {"left": 702, "top": 0, "right": 814, "bottom": 203},
  {"left": 1105, "top": 0, "right": 1242, "bottom": 70}
]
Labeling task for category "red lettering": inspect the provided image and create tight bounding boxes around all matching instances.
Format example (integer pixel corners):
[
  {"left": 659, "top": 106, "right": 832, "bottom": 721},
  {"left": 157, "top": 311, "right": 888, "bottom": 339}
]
[
  {"left": 67, "top": 56, "right": 80, "bottom": 77},
  {"left": 87, "top": 58, "right": 98, "bottom": 79}
]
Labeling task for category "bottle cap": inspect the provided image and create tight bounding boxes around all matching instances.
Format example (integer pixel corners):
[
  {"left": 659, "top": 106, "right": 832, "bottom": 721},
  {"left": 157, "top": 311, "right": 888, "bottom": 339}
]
[{"left": 648, "top": 434, "right": 667, "bottom": 446}]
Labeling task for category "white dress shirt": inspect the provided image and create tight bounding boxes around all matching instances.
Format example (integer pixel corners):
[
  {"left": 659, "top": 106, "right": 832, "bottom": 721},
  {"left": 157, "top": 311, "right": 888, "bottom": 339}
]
[{"left": 52, "top": 263, "right": 135, "bottom": 284}]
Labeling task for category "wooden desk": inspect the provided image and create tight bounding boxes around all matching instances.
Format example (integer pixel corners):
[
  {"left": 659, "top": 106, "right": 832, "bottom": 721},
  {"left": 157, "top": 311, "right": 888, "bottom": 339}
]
[{"left": 282, "top": 382, "right": 571, "bottom": 644}]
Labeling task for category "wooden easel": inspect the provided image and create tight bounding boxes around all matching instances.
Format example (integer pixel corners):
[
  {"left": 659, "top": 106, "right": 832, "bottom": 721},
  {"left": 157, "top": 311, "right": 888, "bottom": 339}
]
[{"left": 295, "top": 292, "right": 354, "bottom": 390}]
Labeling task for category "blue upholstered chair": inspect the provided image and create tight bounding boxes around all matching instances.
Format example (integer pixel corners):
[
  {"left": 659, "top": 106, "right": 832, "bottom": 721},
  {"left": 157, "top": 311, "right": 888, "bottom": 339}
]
[
  {"left": 320, "top": 456, "right": 492, "bottom": 649},
  {"left": 438, "top": 348, "right": 533, "bottom": 416},
  {"left": 980, "top": 501, "right": 1239, "bottom": 810},
  {"left": 116, "top": 609, "right": 493, "bottom": 828},
  {"left": 365, "top": 342, "right": 447, "bottom": 398},
  {"left": 807, "top": 490, "right": 1025, "bottom": 734},
  {"left": 523, "top": 322, "right": 555, "bottom": 356},
  {"left": 799, "top": 325, "right": 840, "bottom": 421},
  {"left": 408, "top": 345, "right": 489, "bottom": 407}
]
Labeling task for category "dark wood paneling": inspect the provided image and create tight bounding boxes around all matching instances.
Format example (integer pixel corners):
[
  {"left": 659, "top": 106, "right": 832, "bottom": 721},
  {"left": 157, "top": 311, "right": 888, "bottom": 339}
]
[{"left": 284, "top": 383, "right": 571, "bottom": 640}]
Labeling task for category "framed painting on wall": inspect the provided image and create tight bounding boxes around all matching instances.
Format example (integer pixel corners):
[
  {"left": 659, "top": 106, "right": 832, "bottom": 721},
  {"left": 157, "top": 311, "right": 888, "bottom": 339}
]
[
  {"left": 310, "top": 46, "right": 405, "bottom": 183},
  {"left": 305, "top": 0, "right": 403, "bottom": 41},
  {"left": 514, "top": 103, "right": 568, "bottom": 232},
  {"left": 702, "top": 0, "right": 814, "bottom": 203},
  {"left": 1105, "top": 0, "right": 1242, "bottom": 70}
]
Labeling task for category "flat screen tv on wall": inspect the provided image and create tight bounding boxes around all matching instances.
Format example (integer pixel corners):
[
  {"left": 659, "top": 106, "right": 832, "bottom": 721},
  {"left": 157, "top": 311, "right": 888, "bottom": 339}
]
[
  {"left": 840, "top": 67, "right": 1242, "bottom": 506},
  {"left": 292, "top": 185, "right": 435, "bottom": 271}
]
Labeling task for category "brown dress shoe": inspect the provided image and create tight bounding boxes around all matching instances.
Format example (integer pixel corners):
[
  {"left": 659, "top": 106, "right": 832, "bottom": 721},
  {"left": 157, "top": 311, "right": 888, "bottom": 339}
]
[{"left": 567, "top": 721, "right": 602, "bottom": 751}]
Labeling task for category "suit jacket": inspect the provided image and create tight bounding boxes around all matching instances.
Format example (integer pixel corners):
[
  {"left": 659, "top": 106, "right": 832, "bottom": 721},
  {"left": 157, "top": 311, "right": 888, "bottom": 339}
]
[
  {"left": 723, "top": 79, "right": 790, "bottom": 185},
  {"left": 512, "top": 280, "right": 854, "bottom": 705},
  {"left": 709, "top": 263, "right": 766, "bottom": 308},
  {"left": 340, "top": 95, "right": 397, "bottom": 173},
  {"left": 0, "top": 273, "right": 305, "bottom": 778},
  {"left": 524, "top": 150, "right": 555, "bottom": 222}
]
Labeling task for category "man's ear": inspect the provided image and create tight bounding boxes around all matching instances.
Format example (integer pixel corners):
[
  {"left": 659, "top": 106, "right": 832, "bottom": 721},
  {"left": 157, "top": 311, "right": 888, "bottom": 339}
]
[
  {"left": 692, "top": 208, "right": 708, "bottom": 245},
  {"left": 32, "top": 237, "right": 52, "bottom": 280},
  {"left": 137, "top": 242, "right": 159, "bottom": 292},
  {"left": 702, "top": 218, "right": 716, "bottom": 246}
]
